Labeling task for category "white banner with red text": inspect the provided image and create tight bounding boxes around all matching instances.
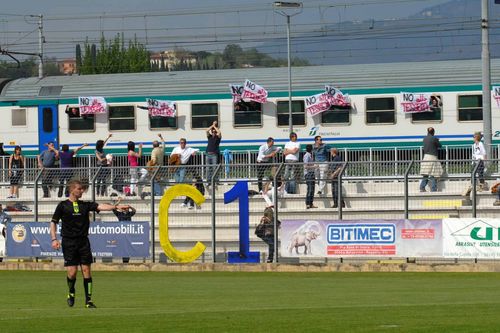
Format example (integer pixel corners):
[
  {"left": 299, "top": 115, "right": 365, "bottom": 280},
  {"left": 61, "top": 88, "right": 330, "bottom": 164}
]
[{"left": 280, "top": 219, "right": 442, "bottom": 258}]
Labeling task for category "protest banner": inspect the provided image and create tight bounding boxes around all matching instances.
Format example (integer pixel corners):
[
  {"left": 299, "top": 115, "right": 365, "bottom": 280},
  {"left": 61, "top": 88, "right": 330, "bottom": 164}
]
[
  {"left": 78, "top": 96, "right": 107, "bottom": 115},
  {"left": 241, "top": 79, "right": 268, "bottom": 103},
  {"left": 146, "top": 98, "right": 176, "bottom": 117}
]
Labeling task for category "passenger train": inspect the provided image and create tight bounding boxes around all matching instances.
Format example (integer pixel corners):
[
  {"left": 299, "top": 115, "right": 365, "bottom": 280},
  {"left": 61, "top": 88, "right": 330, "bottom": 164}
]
[{"left": 0, "top": 58, "right": 499, "bottom": 156}]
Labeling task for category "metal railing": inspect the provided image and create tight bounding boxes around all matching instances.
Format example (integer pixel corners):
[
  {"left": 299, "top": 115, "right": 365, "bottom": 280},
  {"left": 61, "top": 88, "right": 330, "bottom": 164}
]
[{"left": 1, "top": 158, "right": 499, "bottom": 263}]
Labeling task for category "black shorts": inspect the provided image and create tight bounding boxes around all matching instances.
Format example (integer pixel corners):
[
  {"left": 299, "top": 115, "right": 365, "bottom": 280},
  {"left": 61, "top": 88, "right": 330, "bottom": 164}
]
[
  {"left": 62, "top": 237, "right": 93, "bottom": 266},
  {"left": 10, "top": 171, "right": 23, "bottom": 185}
]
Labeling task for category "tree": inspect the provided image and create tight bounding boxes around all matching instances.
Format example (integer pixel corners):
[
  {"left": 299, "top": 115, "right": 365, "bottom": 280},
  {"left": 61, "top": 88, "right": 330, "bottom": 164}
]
[
  {"left": 223, "top": 44, "right": 243, "bottom": 68},
  {"left": 75, "top": 44, "right": 82, "bottom": 73},
  {"left": 77, "top": 34, "right": 150, "bottom": 74}
]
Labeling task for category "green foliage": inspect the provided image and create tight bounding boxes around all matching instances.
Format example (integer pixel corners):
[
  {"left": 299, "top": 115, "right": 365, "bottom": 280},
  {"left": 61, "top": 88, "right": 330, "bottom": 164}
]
[
  {"left": 77, "top": 34, "right": 150, "bottom": 75},
  {"left": 0, "top": 57, "right": 64, "bottom": 78}
]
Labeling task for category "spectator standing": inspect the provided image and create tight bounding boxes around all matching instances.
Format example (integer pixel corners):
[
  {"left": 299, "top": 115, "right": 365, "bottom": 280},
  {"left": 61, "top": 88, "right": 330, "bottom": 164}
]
[
  {"left": 127, "top": 141, "right": 143, "bottom": 196},
  {"left": 112, "top": 197, "right": 136, "bottom": 263},
  {"left": 330, "top": 148, "right": 345, "bottom": 208},
  {"left": 170, "top": 138, "right": 199, "bottom": 183},
  {"left": 181, "top": 176, "right": 205, "bottom": 209},
  {"left": 0, "top": 143, "right": 9, "bottom": 156},
  {"left": 303, "top": 144, "right": 317, "bottom": 209},
  {"left": 50, "top": 180, "right": 131, "bottom": 308},
  {"left": 150, "top": 133, "right": 165, "bottom": 166},
  {"left": 312, "top": 136, "right": 331, "bottom": 195},
  {"left": 37, "top": 142, "right": 59, "bottom": 198},
  {"left": 254, "top": 207, "right": 280, "bottom": 263},
  {"left": 205, "top": 121, "right": 222, "bottom": 191},
  {"left": 419, "top": 127, "right": 442, "bottom": 192},
  {"left": 283, "top": 132, "right": 300, "bottom": 194},
  {"left": 472, "top": 132, "right": 486, "bottom": 192},
  {"left": 95, "top": 134, "right": 112, "bottom": 196},
  {"left": 492, "top": 182, "right": 500, "bottom": 206},
  {"left": 58, "top": 143, "right": 87, "bottom": 198},
  {"left": 256, "top": 137, "right": 281, "bottom": 193},
  {"left": 0, "top": 203, "right": 12, "bottom": 238},
  {"left": 8, "top": 146, "right": 25, "bottom": 199}
]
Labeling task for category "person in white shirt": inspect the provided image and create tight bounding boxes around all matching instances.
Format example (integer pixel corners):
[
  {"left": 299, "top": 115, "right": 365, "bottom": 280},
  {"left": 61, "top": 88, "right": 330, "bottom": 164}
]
[
  {"left": 472, "top": 131, "right": 486, "bottom": 191},
  {"left": 170, "top": 138, "right": 199, "bottom": 183},
  {"left": 283, "top": 132, "right": 300, "bottom": 194},
  {"left": 256, "top": 137, "right": 281, "bottom": 193}
]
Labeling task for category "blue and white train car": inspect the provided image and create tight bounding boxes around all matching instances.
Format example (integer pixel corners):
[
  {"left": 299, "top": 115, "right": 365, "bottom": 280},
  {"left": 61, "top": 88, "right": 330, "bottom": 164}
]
[{"left": 0, "top": 58, "right": 499, "bottom": 156}]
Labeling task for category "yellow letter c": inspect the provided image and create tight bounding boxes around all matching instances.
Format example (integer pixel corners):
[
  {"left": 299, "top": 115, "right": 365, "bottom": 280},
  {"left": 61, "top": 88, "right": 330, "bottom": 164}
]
[{"left": 158, "top": 184, "right": 206, "bottom": 263}]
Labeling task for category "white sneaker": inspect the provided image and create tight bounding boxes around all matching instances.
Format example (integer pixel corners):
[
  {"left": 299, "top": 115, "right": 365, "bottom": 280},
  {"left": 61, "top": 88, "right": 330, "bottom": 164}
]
[
  {"left": 180, "top": 203, "right": 187, "bottom": 208},
  {"left": 7, "top": 195, "right": 15, "bottom": 199},
  {"left": 188, "top": 205, "right": 194, "bottom": 210}
]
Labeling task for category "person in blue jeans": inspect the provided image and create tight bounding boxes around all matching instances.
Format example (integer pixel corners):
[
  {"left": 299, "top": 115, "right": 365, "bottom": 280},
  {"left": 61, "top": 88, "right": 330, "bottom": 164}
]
[
  {"left": 312, "top": 136, "right": 331, "bottom": 195},
  {"left": 205, "top": 121, "right": 221, "bottom": 190},
  {"left": 303, "top": 144, "right": 317, "bottom": 209}
]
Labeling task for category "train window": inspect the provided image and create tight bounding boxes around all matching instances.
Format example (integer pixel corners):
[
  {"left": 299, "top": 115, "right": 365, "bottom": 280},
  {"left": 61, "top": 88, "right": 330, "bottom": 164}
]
[
  {"left": 11, "top": 109, "right": 27, "bottom": 126},
  {"left": 42, "top": 107, "right": 53, "bottom": 132},
  {"left": 411, "top": 95, "right": 442, "bottom": 122},
  {"left": 233, "top": 101, "right": 262, "bottom": 127},
  {"left": 276, "top": 100, "right": 306, "bottom": 127},
  {"left": 191, "top": 103, "right": 218, "bottom": 129},
  {"left": 149, "top": 115, "right": 177, "bottom": 129},
  {"left": 68, "top": 108, "right": 95, "bottom": 132},
  {"left": 321, "top": 106, "right": 350, "bottom": 124},
  {"left": 458, "top": 95, "right": 482, "bottom": 121},
  {"left": 109, "top": 105, "right": 136, "bottom": 131},
  {"left": 365, "top": 97, "right": 395, "bottom": 124}
]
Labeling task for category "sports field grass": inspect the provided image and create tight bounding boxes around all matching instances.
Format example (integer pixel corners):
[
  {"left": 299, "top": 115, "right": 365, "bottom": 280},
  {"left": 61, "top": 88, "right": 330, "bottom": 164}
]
[{"left": 2, "top": 271, "right": 500, "bottom": 332}]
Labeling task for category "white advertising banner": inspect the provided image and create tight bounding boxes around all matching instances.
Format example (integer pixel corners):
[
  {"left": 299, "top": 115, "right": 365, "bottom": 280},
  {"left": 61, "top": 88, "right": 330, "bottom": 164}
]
[
  {"left": 241, "top": 79, "right": 268, "bottom": 103},
  {"left": 443, "top": 218, "right": 500, "bottom": 259},
  {"left": 78, "top": 96, "right": 108, "bottom": 114},
  {"left": 400, "top": 92, "right": 433, "bottom": 113},
  {"left": 146, "top": 98, "right": 176, "bottom": 117},
  {"left": 281, "top": 219, "right": 442, "bottom": 258}
]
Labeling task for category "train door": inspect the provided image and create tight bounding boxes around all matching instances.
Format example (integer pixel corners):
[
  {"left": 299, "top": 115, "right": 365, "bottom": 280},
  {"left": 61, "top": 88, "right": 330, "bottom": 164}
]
[{"left": 38, "top": 105, "right": 59, "bottom": 151}]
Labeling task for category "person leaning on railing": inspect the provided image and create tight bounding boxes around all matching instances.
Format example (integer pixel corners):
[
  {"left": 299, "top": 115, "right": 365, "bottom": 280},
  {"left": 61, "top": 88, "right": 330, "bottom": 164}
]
[
  {"left": 419, "top": 127, "right": 442, "bottom": 192},
  {"left": 492, "top": 182, "right": 500, "bottom": 206}
]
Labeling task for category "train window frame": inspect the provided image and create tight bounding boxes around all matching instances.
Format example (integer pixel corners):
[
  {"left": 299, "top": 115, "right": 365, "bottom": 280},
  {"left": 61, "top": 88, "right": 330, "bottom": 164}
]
[
  {"left": 11, "top": 108, "right": 27, "bottom": 127},
  {"left": 457, "top": 94, "right": 483, "bottom": 122},
  {"left": 320, "top": 106, "right": 351, "bottom": 126},
  {"left": 108, "top": 105, "right": 136, "bottom": 131},
  {"left": 67, "top": 106, "right": 96, "bottom": 133},
  {"left": 191, "top": 102, "right": 219, "bottom": 129},
  {"left": 148, "top": 104, "right": 178, "bottom": 130},
  {"left": 365, "top": 96, "right": 396, "bottom": 125},
  {"left": 276, "top": 100, "right": 306, "bottom": 128},
  {"left": 233, "top": 100, "right": 263, "bottom": 128},
  {"left": 410, "top": 94, "right": 443, "bottom": 123}
]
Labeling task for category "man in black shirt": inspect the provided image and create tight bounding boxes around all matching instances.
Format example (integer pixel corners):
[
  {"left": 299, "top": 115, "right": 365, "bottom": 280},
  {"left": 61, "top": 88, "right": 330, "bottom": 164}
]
[
  {"left": 205, "top": 121, "right": 222, "bottom": 190},
  {"left": 50, "top": 180, "right": 132, "bottom": 308}
]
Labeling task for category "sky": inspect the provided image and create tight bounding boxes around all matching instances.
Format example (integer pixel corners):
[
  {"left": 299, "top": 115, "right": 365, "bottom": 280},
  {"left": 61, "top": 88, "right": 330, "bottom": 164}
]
[{"left": 0, "top": 0, "right": 473, "bottom": 62}]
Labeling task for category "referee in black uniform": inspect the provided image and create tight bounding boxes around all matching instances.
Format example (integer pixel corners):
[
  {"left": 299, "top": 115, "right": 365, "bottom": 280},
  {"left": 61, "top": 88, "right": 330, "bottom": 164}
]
[{"left": 50, "top": 180, "right": 132, "bottom": 308}]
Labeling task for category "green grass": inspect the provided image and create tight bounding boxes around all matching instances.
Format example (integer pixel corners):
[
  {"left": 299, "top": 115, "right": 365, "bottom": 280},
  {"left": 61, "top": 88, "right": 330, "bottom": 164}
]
[{"left": 2, "top": 271, "right": 500, "bottom": 332}]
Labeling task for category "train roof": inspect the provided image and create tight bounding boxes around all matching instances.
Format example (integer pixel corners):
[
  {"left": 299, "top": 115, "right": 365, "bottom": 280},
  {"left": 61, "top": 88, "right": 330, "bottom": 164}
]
[{"left": 1, "top": 58, "right": 499, "bottom": 102}]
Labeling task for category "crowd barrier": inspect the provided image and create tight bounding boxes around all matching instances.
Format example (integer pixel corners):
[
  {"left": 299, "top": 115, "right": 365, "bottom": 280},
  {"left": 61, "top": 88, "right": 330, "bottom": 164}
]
[{"left": 0, "top": 158, "right": 499, "bottom": 263}]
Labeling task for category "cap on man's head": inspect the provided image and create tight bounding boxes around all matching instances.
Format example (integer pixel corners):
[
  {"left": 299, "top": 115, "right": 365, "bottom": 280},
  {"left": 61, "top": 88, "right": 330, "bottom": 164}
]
[{"left": 267, "top": 137, "right": 274, "bottom": 143}]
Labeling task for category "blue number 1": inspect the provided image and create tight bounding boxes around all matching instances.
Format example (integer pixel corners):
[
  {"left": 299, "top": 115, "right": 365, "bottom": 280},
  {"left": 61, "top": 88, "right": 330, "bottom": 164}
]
[{"left": 224, "top": 181, "right": 260, "bottom": 263}]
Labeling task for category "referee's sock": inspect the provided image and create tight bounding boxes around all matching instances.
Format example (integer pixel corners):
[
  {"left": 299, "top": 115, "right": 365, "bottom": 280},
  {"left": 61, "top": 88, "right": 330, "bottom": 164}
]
[
  {"left": 67, "top": 277, "right": 76, "bottom": 294},
  {"left": 83, "top": 277, "right": 93, "bottom": 302}
]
